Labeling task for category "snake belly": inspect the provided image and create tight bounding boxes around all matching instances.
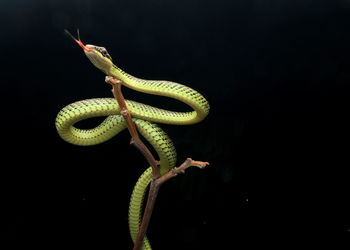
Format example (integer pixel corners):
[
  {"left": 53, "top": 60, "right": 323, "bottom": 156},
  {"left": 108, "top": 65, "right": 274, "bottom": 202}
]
[{"left": 55, "top": 68, "right": 209, "bottom": 249}]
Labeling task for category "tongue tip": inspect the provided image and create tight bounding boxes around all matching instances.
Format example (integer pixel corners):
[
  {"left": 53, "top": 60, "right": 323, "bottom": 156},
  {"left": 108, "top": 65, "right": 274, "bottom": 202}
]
[{"left": 64, "top": 29, "right": 90, "bottom": 52}]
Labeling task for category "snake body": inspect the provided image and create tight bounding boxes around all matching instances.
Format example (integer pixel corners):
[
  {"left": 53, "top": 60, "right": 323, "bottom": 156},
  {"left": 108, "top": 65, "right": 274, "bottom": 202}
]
[{"left": 55, "top": 31, "right": 209, "bottom": 249}]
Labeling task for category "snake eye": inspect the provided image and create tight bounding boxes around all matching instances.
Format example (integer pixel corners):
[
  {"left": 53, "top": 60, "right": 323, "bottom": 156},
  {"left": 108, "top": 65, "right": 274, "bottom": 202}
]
[{"left": 95, "top": 47, "right": 112, "bottom": 60}]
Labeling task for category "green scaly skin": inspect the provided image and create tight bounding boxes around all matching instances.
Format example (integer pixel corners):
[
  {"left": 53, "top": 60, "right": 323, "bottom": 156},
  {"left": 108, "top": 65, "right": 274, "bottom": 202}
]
[{"left": 55, "top": 35, "right": 209, "bottom": 249}]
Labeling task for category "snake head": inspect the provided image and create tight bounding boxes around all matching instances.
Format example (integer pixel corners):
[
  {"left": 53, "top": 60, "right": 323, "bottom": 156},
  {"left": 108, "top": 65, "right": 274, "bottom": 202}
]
[
  {"left": 84, "top": 44, "right": 113, "bottom": 74},
  {"left": 65, "top": 29, "right": 113, "bottom": 75}
]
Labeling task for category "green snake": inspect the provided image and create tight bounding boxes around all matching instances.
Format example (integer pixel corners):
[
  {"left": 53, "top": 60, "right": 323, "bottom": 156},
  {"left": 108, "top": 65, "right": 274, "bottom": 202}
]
[{"left": 55, "top": 31, "right": 209, "bottom": 249}]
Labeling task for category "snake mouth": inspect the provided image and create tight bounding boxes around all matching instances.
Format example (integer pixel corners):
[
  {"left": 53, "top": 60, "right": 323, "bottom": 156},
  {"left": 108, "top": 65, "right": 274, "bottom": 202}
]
[{"left": 64, "top": 29, "right": 91, "bottom": 52}]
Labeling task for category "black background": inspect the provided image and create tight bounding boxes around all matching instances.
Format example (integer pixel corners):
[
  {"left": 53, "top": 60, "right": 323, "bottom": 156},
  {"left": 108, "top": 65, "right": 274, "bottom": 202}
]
[{"left": 0, "top": 0, "right": 348, "bottom": 247}]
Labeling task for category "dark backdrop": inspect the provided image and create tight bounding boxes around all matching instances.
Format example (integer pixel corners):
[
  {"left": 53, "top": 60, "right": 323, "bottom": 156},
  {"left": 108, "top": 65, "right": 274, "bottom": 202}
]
[{"left": 0, "top": 0, "right": 348, "bottom": 247}]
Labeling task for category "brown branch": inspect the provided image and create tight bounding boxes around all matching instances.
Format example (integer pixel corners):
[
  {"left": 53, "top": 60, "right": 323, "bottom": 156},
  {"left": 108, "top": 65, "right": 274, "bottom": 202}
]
[
  {"left": 155, "top": 158, "right": 209, "bottom": 186},
  {"left": 105, "top": 76, "right": 209, "bottom": 250},
  {"left": 132, "top": 158, "right": 209, "bottom": 250},
  {"left": 105, "top": 76, "right": 160, "bottom": 178},
  {"left": 132, "top": 180, "right": 160, "bottom": 250}
]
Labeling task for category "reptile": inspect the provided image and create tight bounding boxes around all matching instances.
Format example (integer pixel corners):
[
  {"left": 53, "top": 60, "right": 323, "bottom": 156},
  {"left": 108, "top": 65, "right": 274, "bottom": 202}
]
[{"left": 55, "top": 30, "right": 209, "bottom": 249}]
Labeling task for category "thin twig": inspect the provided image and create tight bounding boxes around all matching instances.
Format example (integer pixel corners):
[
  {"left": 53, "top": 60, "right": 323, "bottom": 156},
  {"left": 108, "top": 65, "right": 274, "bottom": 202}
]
[
  {"left": 105, "top": 76, "right": 209, "bottom": 250},
  {"left": 105, "top": 76, "right": 160, "bottom": 177},
  {"left": 132, "top": 158, "right": 209, "bottom": 250},
  {"left": 155, "top": 158, "right": 209, "bottom": 186}
]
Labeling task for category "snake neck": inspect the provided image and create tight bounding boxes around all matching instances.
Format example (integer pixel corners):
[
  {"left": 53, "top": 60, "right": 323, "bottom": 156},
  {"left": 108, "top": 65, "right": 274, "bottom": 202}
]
[{"left": 107, "top": 64, "right": 133, "bottom": 84}]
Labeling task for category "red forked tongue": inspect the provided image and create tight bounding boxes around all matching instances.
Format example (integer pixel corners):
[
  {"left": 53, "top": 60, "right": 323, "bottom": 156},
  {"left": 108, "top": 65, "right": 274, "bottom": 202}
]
[{"left": 64, "top": 29, "right": 90, "bottom": 52}]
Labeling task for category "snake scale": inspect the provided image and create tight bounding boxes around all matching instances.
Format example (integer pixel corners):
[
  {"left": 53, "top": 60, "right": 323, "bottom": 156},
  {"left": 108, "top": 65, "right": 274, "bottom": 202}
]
[{"left": 55, "top": 31, "right": 209, "bottom": 249}]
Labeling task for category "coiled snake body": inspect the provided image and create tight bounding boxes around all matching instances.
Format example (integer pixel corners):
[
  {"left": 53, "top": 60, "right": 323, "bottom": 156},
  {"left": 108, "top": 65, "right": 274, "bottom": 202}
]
[{"left": 55, "top": 31, "right": 209, "bottom": 249}]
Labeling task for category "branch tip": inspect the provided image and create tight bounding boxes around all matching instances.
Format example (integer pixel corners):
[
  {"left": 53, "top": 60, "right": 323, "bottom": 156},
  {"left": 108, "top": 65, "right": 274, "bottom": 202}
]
[{"left": 192, "top": 161, "right": 210, "bottom": 168}]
